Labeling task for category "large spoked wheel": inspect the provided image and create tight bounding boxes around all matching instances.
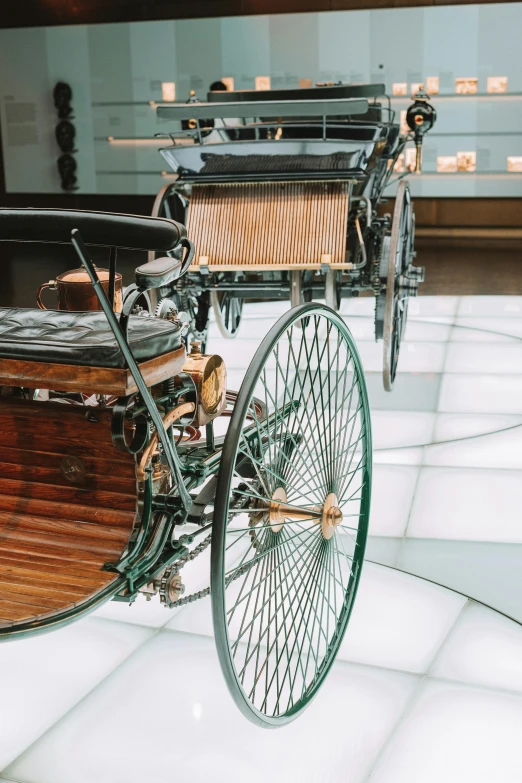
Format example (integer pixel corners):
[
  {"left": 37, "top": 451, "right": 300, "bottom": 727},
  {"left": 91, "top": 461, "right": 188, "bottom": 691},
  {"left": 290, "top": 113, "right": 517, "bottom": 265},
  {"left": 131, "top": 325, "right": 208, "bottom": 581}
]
[
  {"left": 382, "top": 181, "right": 412, "bottom": 391},
  {"left": 211, "top": 303, "right": 372, "bottom": 727},
  {"left": 211, "top": 273, "right": 244, "bottom": 339},
  {"left": 148, "top": 183, "right": 184, "bottom": 262}
]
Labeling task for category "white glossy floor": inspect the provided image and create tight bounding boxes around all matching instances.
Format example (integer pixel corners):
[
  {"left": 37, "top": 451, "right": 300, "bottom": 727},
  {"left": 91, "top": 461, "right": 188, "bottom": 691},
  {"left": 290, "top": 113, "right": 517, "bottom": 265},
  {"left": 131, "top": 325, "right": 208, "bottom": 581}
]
[{"left": 2, "top": 295, "right": 522, "bottom": 783}]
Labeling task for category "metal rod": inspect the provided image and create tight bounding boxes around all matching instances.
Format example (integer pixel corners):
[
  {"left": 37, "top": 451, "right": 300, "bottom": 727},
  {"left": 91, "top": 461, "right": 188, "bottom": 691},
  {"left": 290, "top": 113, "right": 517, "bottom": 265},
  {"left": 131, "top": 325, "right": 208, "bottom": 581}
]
[
  {"left": 71, "top": 228, "right": 192, "bottom": 510},
  {"left": 108, "top": 246, "right": 117, "bottom": 311},
  {"left": 353, "top": 195, "right": 372, "bottom": 226}
]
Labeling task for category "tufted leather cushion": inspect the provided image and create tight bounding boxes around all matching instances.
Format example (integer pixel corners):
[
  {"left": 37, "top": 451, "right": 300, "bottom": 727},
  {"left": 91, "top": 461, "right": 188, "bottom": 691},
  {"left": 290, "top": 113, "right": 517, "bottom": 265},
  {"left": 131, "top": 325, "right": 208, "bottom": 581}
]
[{"left": 0, "top": 308, "right": 182, "bottom": 368}]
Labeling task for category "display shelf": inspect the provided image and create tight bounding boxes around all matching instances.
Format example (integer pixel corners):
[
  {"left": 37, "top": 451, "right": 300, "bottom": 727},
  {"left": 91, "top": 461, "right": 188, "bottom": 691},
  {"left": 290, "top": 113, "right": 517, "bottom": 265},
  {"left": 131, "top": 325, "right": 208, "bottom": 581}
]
[
  {"left": 407, "top": 171, "right": 522, "bottom": 177},
  {"left": 427, "top": 132, "right": 522, "bottom": 137},
  {"left": 93, "top": 93, "right": 522, "bottom": 107},
  {"left": 390, "top": 93, "right": 522, "bottom": 101}
]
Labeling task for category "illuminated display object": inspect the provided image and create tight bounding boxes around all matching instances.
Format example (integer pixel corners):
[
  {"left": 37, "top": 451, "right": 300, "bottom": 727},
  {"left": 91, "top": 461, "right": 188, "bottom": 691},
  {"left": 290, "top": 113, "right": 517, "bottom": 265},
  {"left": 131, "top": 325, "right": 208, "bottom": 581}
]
[
  {"left": 487, "top": 76, "right": 508, "bottom": 94},
  {"left": 393, "top": 153, "right": 405, "bottom": 173},
  {"left": 161, "top": 82, "right": 175, "bottom": 102},
  {"left": 455, "top": 77, "right": 478, "bottom": 94},
  {"left": 410, "top": 82, "right": 423, "bottom": 96},
  {"left": 255, "top": 76, "right": 271, "bottom": 91},
  {"left": 437, "top": 155, "right": 458, "bottom": 173},
  {"left": 507, "top": 156, "right": 522, "bottom": 172},
  {"left": 392, "top": 82, "right": 408, "bottom": 96},
  {"left": 425, "top": 76, "right": 439, "bottom": 95},
  {"left": 405, "top": 147, "right": 417, "bottom": 172},
  {"left": 221, "top": 77, "right": 235, "bottom": 91},
  {"left": 456, "top": 151, "right": 476, "bottom": 172}
]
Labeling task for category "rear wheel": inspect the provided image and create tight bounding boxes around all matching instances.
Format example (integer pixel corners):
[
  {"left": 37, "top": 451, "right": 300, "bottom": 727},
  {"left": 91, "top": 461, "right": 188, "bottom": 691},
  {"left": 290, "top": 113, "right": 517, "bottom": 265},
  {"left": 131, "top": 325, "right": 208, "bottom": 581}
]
[
  {"left": 211, "top": 303, "right": 372, "bottom": 726},
  {"left": 211, "top": 273, "right": 243, "bottom": 339},
  {"left": 382, "top": 181, "right": 412, "bottom": 391}
]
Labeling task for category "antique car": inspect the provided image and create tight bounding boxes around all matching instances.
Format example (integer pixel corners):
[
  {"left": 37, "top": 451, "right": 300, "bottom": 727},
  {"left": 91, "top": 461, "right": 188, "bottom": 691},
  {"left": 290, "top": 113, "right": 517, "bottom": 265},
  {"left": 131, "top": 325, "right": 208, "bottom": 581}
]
[
  {"left": 150, "top": 82, "right": 436, "bottom": 390},
  {"left": 0, "top": 208, "right": 371, "bottom": 727}
]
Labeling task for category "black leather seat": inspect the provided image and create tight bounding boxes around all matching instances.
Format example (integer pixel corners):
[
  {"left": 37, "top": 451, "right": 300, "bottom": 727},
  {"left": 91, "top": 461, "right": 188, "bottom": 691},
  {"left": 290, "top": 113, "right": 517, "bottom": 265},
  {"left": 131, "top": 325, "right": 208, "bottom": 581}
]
[{"left": 0, "top": 308, "right": 182, "bottom": 368}]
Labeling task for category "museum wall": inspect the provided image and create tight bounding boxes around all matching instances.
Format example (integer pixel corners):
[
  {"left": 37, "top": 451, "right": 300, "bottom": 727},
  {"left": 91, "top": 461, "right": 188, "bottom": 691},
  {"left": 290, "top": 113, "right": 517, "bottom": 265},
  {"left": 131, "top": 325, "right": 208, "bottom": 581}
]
[{"left": 0, "top": 2, "right": 521, "bottom": 204}]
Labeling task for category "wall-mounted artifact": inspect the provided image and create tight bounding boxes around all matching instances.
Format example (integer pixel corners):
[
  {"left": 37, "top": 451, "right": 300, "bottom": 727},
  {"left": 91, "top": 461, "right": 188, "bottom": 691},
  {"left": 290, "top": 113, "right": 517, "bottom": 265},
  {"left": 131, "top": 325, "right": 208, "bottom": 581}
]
[
  {"left": 425, "top": 76, "right": 440, "bottom": 95},
  {"left": 55, "top": 119, "right": 76, "bottom": 153},
  {"left": 53, "top": 81, "right": 77, "bottom": 191},
  {"left": 392, "top": 82, "right": 408, "bottom": 96},
  {"left": 507, "top": 156, "right": 522, "bottom": 172},
  {"left": 410, "top": 82, "right": 423, "bottom": 96},
  {"left": 455, "top": 77, "right": 478, "bottom": 95},
  {"left": 456, "top": 151, "right": 476, "bottom": 172},
  {"left": 299, "top": 78, "right": 313, "bottom": 89},
  {"left": 57, "top": 153, "right": 77, "bottom": 192},
  {"left": 487, "top": 76, "right": 508, "bottom": 94},
  {"left": 53, "top": 81, "right": 73, "bottom": 119},
  {"left": 437, "top": 155, "right": 458, "bottom": 173},
  {"left": 255, "top": 76, "right": 271, "bottom": 91},
  {"left": 36, "top": 265, "right": 123, "bottom": 312},
  {"left": 161, "top": 82, "right": 176, "bottom": 102}
]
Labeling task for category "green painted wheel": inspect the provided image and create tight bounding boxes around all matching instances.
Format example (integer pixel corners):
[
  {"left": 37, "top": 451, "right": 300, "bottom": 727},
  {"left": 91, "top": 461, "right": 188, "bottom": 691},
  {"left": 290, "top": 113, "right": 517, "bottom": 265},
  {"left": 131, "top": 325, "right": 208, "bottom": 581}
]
[{"left": 211, "top": 303, "right": 372, "bottom": 727}]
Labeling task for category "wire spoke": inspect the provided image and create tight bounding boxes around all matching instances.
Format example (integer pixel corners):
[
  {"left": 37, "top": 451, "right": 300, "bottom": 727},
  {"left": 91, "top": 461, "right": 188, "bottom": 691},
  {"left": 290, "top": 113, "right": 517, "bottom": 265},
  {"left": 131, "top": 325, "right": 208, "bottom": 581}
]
[{"left": 212, "top": 306, "right": 371, "bottom": 722}]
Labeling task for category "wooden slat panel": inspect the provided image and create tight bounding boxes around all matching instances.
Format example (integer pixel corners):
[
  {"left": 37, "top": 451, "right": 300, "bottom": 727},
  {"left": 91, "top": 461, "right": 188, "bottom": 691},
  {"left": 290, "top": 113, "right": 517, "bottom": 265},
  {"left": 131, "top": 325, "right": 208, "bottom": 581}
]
[
  {"left": 0, "top": 458, "right": 136, "bottom": 495},
  {"left": 0, "top": 511, "right": 131, "bottom": 545},
  {"left": 0, "top": 579, "right": 87, "bottom": 603},
  {"left": 0, "top": 493, "right": 135, "bottom": 527},
  {"left": 0, "top": 477, "right": 135, "bottom": 512},
  {"left": 187, "top": 180, "right": 351, "bottom": 270},
  {"left": 0, "top": 599, "right": 43, "bottom": 623},
  {"left": 0, "top": 397, "right": 137, "bottom": 628},
  {"left": 0, "top": 551, "right": 110, "bottom": 580},
  {"left": 0, "top": 538, "right": 122, "bottom": 567},
  {"left": 0, "top": 563, "right": 109, "bottom": 590}
]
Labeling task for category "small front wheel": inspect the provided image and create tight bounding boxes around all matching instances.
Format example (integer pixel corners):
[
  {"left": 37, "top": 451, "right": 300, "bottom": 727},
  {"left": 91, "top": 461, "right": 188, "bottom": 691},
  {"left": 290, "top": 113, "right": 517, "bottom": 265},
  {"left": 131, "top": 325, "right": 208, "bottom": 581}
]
[{"left": 211, "top": 303, "right": 372, "bottom": 727}]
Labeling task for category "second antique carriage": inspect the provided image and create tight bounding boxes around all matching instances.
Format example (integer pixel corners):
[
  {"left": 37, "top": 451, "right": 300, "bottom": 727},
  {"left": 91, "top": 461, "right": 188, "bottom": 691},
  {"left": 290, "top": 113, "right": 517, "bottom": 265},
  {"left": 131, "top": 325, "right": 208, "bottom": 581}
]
[{"left": 150, "top": 82, "right": 436, "bottom": 390}]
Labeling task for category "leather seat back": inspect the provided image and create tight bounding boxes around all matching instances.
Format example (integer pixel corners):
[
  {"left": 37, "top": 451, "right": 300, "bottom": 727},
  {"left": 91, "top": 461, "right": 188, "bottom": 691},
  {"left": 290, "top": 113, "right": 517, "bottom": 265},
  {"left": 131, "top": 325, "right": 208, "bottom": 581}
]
[{"left": 0, "top": 209, "right": 186, "bottom": 253}]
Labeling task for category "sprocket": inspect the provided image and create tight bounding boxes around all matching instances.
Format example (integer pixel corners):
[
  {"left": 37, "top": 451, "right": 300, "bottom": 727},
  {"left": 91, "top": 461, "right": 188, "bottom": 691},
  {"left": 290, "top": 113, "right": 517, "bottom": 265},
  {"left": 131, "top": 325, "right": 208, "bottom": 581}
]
[
  {"left": 159, "top": 567, "right": 185, "bottom": 608},
  {"left": 155, "top": 297, "right": 178, "bottom": 319}
]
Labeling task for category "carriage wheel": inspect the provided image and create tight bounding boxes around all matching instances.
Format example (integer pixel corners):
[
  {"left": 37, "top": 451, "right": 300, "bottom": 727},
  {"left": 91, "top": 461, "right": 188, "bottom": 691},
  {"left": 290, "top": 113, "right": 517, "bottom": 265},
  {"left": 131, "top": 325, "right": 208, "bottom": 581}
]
[
  {"left": 382, "top": 181, "right": 412, "bottom": 391},
  {"left": 211, "top": 273, "right": 244, "bottom": 339},
  {"left": 211, "top": 303, "right": 372, "bottom": 726},
  {"left": 148, "top": 183, "right": 184, "bottom": 262}
]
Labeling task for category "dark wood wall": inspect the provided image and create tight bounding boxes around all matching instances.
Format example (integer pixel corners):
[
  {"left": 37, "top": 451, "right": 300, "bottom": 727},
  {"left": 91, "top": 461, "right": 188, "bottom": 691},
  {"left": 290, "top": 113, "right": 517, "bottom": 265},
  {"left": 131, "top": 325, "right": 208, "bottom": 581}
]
[{"left": 1, "top": 0, "right": 520, "bottom": 28}]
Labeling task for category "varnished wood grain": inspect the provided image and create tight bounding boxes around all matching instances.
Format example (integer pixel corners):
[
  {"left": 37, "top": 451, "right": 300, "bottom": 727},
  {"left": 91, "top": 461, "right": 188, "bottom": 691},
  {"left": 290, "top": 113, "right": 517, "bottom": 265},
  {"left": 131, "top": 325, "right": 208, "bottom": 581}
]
[
  {"left": 0, "top": 398, "right": 138, "bottom": 628},
  {"left": 0, "top": 345, "right": 186, "bottom": 396}
]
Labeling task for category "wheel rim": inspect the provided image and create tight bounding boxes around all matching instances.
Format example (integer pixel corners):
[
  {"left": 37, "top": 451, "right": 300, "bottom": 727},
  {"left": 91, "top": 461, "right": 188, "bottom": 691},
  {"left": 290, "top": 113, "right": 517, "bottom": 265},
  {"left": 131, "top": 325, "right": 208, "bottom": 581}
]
[
  {"left": 211, "top": 303, "right": 372, "bottom": 726},
  {"left": 148, "top": 183, "right": 182, "bottom": 262},
  {"left": 383, "top": 181, "right": 412, "bottom": 391},
  {"left": 211, "top": 274, "right": 244, "bottom": 339}
]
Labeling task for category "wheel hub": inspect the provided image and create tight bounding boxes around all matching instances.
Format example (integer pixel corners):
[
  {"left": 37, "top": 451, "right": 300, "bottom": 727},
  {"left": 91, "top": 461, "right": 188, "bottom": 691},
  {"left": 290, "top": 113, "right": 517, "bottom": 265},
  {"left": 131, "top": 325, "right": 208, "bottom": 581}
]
[
  {"left": 267, "top": 488, "right": 342, "bottom": 540},
  {"left": 269, "top": 487, "right": 288, "bottom": 533},
  {"left": 321, "top": 493, "right": 343, "bottom": 540}
]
